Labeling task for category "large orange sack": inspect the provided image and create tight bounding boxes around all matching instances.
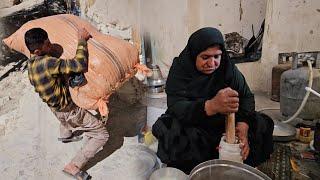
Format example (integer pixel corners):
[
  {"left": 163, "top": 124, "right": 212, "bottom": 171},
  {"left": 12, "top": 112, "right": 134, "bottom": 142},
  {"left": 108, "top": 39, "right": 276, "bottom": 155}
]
[{"left": 3, "top": 14, "right": 146, "bottom": 116}]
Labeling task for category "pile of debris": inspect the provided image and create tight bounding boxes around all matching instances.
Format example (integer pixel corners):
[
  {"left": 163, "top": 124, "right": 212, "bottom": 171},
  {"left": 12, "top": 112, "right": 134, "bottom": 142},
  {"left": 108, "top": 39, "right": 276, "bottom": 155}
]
[
  {"left": 0, "top": 61, "right": 29, "bottom": 136},
  {"left": 0, "top": 0, "right": 68, "bottom": 66}
]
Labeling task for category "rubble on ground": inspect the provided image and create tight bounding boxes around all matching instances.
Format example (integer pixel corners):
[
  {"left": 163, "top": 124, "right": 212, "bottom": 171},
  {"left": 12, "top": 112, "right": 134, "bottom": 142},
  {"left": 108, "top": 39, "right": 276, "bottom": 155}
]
[{"left": 0, "top": 64, "right": 29, "bottom": 136}]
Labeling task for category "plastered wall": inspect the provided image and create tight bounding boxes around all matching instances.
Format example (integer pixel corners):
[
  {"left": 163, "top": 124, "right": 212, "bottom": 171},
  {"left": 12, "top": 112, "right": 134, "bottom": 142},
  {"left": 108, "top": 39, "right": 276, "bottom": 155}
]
[
  {"left": 237, "top": 0, "right": 320, "bottom": 92},
  {"left": 81, "top": 0, "right": 320, "bottom": 93}
]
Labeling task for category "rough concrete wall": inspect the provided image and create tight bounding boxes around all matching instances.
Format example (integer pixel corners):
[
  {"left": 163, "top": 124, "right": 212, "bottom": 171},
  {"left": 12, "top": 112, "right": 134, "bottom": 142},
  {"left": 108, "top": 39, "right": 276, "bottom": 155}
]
[
  {"left": 140, "top": 0, "right": 267, "bottom": 77},
  {"left": 200, "top": 0, "right": 266, "bottom": 39},
  {"left": 141, "top": 0, "right": 189, "bottom": 76},
  {"left": 198, "top": 0, "right": 267, "bottom": 92},
  {"left": 81, "top": 0, "right": 320, "bottom": 93},
  {"left": 237, "top": 0, "right": 320, "bottom": 93},
  {"left": 81, "top": 0, "right": 266, "bottom": 79},
  {"left": 81, "top": 0, "right": 140, "bottom": 31}
]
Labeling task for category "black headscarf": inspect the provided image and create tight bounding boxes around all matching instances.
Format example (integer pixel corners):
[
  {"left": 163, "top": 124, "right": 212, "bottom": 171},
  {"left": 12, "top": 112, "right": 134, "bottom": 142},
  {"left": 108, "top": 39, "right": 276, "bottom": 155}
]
[
  {"left": 153, "top": 28, "right": 271, "bottom": 173},
  {"left": 165, "top": 27, "right": 255, "bottom": 125},
  {"left": 166, "top": 27, "right": 232, "bottom": 103}
]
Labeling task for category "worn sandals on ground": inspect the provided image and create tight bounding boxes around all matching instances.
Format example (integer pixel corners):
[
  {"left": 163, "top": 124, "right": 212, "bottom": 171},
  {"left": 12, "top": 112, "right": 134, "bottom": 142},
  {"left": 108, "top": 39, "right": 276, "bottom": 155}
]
[
  {"left": 63, "top": 170, "right": 92, "bottom": 180},
  {"left": 58, "top": 135, "right": 83, "bottom": 143}
]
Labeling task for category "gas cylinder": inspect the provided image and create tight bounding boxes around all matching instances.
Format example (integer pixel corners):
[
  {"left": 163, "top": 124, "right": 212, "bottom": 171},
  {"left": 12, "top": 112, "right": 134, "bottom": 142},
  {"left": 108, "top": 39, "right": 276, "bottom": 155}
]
[
  {"left": 271, "top": 53, "right": 293, "bottom": 102},
  {"left": 280, "top": 53, "right": 320, "bottom": 120}
]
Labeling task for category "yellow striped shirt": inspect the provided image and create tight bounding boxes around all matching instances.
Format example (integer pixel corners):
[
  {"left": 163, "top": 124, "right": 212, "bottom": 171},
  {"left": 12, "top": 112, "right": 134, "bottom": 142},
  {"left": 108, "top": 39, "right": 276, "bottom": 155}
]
[{"left": 28, "top": 40, "right": 88, "bottom": 111}]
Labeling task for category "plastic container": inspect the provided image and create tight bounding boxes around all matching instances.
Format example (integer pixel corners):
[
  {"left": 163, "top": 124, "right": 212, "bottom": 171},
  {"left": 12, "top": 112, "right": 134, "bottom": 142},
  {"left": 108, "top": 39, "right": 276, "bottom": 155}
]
[{"left": 219, "top": 136, "right": 243, "bottom": 163}]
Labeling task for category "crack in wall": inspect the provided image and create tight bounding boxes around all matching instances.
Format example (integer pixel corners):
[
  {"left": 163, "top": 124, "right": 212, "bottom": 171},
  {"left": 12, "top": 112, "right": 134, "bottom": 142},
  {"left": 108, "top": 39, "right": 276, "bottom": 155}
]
[{"left": 239, "top": 0, "right": 243, "bottom": 21}]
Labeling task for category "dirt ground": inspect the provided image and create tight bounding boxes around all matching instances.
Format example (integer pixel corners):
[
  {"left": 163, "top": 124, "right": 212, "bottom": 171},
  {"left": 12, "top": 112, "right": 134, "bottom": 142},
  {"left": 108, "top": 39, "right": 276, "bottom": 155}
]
[{"left": 0, "top": 68, "right": 150, "bottom": 179}]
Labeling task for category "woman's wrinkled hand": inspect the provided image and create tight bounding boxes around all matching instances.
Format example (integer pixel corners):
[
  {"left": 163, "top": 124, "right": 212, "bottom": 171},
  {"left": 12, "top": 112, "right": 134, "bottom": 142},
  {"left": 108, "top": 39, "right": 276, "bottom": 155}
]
[
  {"left": 205, "top": 87, "right": 239, "bottom": 116},
  {"left": 236, "top": 122, "right": 250, "bottom": 160}
]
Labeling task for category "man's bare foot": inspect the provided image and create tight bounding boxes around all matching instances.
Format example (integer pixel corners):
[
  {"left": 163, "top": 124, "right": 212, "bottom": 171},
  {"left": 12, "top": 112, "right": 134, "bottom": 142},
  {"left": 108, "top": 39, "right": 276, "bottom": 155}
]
[
  {"left": 63, "top": 163, "right": 92, "bottom": 180},
  {"left": 63, "top": 163, "right": 80, "bottom": 176}
]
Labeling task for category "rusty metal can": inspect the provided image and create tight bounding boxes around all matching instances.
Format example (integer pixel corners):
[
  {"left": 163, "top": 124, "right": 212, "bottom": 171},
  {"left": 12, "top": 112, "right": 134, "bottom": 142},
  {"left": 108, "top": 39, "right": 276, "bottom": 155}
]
[{"left": 299, "top": 127, "right": 312, "bottom": 143}]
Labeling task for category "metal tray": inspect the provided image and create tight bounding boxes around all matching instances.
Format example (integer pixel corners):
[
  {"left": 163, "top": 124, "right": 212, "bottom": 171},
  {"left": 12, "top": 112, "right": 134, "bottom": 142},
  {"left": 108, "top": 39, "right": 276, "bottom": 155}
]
[{"left": 189, "top": 160, "right": 271, "bottom": 180}]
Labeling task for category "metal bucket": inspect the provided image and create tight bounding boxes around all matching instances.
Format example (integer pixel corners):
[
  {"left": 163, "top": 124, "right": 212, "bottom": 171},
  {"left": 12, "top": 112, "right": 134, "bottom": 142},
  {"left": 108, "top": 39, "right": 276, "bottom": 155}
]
[{"left": 189, "top": 160, "right": 271, "bottom": 180}]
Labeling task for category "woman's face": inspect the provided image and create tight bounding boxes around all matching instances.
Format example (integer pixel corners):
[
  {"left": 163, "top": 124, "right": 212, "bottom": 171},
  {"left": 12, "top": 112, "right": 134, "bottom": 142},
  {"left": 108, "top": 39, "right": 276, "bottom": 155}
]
[{"left": 195, "top": 46, "right": 222, "bottom": 75}]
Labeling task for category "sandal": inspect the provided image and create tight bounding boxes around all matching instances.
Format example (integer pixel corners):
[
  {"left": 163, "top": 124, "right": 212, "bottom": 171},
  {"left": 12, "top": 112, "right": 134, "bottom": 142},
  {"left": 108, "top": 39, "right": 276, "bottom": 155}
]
[
  {"left": 58, "top": 135, "right": 83, "bottom": 143},
  {"left": 63, "top": 169, "right": 92, "bottom": 180}
]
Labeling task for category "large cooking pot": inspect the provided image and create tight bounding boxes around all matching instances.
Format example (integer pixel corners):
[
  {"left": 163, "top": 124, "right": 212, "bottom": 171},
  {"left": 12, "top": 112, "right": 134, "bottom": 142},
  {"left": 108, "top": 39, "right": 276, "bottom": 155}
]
[{"left": 189, "top": 160, "right": 271, "bottom": 180}]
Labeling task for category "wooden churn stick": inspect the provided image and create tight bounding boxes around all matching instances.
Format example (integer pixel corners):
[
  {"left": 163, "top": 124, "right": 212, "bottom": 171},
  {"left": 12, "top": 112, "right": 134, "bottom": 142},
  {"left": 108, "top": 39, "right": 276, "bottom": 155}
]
[{"left": 226, "top": 113, "right": 236, "bottom": 144}]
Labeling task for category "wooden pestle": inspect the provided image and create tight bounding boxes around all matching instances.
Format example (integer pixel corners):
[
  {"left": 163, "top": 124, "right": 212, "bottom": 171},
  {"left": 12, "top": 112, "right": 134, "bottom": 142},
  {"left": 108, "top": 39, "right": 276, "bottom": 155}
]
[{"left": 226, "top": 113, "right": 236, "bottom": 144}]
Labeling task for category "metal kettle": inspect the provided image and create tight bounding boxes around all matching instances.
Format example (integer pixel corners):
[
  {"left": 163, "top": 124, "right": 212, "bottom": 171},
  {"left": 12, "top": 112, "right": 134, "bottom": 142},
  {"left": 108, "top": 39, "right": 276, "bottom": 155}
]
[
  {"left": 146, "top": 64, "right": 165, "bottom": 94},
  {"left": 147, "top": 64, "right": 165, "bottom": 87}
]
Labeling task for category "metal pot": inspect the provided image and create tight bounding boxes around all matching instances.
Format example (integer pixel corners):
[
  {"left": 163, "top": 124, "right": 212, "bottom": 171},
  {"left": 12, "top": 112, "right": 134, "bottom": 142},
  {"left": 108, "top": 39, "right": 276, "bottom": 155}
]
[
  {"left": 148, "top": 86, "right": 165, "bottom": 94},
  {"left": 147, "top": 64, "right": 165, "bottom": 87},
  {"left": 149, "top": 167, "right": 188, "bottom": 180},
  {"left": 273, "top": 119, "right": 297, "bottom": 142},
  {"left": 189, "top": 160, "right": 271, "bottom": 180}
]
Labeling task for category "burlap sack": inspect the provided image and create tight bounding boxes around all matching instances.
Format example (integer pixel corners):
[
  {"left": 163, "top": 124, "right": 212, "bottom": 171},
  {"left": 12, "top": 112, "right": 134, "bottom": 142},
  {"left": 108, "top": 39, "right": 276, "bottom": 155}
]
[{"left": 3, "top": 14, "right": 148, "bottom": 116}]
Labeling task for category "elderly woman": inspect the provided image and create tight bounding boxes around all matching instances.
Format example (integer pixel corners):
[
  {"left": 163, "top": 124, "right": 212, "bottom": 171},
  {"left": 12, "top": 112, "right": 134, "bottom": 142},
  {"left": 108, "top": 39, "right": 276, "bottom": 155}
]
[{"left": 152, "top": 27, "right": 274, "bottom": 173}]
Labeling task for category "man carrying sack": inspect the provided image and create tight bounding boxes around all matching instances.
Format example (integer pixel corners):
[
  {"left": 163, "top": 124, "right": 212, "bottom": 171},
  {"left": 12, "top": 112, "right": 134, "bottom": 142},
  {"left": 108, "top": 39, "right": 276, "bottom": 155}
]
[{"left": 25, "top": 27, "right": 109, "bottom": 180}]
